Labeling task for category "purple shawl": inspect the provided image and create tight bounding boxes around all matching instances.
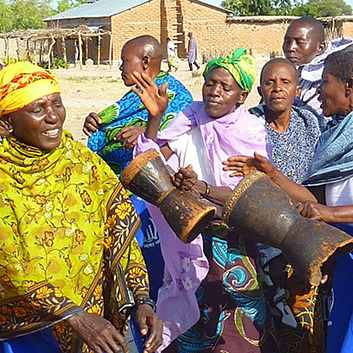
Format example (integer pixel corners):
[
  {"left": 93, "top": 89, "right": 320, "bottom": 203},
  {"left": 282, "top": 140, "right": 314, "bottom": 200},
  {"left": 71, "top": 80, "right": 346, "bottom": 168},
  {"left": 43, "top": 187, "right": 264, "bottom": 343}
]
[{"left": 135, "top": 101, "right": 271, "bottom": 351}]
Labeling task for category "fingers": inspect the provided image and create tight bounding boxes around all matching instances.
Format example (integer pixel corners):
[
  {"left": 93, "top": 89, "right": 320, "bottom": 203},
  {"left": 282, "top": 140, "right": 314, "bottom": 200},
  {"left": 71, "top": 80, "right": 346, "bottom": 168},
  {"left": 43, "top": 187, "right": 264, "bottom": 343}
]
[
  {"left": 83, "top": 112, "right": 102, "bottom": 136},
  {"left": 143, "top": 317, "right": 163, "bottom": 353}
]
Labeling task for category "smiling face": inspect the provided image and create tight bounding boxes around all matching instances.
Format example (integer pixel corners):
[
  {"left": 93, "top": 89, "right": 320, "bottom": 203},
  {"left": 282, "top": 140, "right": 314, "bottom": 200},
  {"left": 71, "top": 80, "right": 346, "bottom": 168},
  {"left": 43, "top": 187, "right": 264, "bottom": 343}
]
[
  {"left": 318, "top": 71, "right": 350, "bottom": 117},
  {"left": 119, "top": 43, "right": 144, "bottom": 86},
  {"left": 259, "top": 61, "right": 301, "bottom": 114},
  {"left": 202, "top": 67, "right": 248, "bottom": 118},
  {"left": 282, "top": 22, "right": 325, "bottom": 66},
  {"left": 4, "top": 93, "right": 66, "bottom": 150}
]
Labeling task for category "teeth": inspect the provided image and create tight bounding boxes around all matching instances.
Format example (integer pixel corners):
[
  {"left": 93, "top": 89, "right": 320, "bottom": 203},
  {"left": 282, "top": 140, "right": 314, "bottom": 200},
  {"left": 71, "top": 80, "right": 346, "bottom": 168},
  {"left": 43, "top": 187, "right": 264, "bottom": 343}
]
[{"left": 43, "top": 129, "right": 59, "bottom": 136}]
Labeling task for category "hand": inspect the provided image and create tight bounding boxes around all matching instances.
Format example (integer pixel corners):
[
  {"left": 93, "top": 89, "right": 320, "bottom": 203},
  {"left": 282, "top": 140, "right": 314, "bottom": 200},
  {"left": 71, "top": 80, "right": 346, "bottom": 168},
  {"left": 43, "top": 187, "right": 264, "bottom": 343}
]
[
  {"left": 83, "top": 112, "right": 102, "bottom": 137},
  {"left": 223, "top": 152, "right": 275, "bottom": 178},
  {"left": 131, "top": 71, "right": 169, "bottom": 119},
  {"left": 66, "top": 311, "right": 128, "bottom": 353},
  {"left": 135, "top": 304, "right": 163, "bottom": 353},
  {"left": 115, "top": 126, "right": 146, "bottom": 150},
  {"left": 171, "top": 165, "right": 198, "bottom": 191},
  {"left": 298, "top": 201, "right": 333, "bottom": 223},
  {"left": 222, "top": 155, "right": 257, "bottom": 177}
]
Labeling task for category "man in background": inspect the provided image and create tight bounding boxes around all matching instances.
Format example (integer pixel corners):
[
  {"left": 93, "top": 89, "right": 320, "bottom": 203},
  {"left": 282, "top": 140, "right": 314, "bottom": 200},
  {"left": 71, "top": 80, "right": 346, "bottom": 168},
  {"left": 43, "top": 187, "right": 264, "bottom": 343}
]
[
  {"left": 283, "top": 16, "right": 352, "bottom": 128},
  {"left": 187, "top": 32, "right": 200, "bottom": 71},
  {"left": 167, "top": 37, "right": 178, "bottom": 72}
]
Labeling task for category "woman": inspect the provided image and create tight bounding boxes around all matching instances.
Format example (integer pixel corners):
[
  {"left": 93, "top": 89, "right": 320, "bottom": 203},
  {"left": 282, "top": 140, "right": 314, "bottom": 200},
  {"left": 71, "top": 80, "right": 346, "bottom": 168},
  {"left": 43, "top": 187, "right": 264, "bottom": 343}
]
[
  {"left": 226, "top": 46, "right": 353, "bottom": 353},
  {"left": 133, "top": 49, "right": 279, "bottom": 352},
  {"left": 0, "top": 62, "right": 162, "bottom": 353},
  {"left": 245, "top": 58, "right": 323, "bottom": 353}
]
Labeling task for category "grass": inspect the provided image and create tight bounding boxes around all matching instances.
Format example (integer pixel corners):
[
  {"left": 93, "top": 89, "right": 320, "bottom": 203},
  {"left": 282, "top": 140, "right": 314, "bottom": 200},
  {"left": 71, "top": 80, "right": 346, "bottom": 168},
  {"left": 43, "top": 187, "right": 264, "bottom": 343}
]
[{"left": 66, "top": 76, "right": 122, "bottom": 83}]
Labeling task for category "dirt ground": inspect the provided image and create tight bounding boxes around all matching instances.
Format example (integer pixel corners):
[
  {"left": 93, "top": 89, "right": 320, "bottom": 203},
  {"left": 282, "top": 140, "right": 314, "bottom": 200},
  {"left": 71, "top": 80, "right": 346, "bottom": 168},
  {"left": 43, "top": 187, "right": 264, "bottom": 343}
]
[{"left": 55, "top": 55, "right": 270, "bottom": 145}]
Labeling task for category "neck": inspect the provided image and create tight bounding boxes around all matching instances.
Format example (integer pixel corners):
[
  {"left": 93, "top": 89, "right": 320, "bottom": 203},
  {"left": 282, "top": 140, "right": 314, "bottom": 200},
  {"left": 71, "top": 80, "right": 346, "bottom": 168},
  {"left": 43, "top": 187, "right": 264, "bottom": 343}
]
[{"left": 264, "top": 106, "right": 291, "bottom": 133}]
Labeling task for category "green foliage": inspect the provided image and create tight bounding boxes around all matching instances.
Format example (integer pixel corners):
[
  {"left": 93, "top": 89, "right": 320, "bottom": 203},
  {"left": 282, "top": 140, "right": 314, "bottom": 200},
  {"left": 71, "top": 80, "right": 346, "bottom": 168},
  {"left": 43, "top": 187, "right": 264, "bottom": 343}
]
[
  {"left": 221, "top": 0, "right": 352, "bottom": 16},
  {"left": 54, "top": 58, "right": 68, "bottom": 69},
  {"left": 56, "top": 0, "right": 85, "bottom": 13},
  {"left": 221, "top": 0, "right": 292, "bottom": 15}
]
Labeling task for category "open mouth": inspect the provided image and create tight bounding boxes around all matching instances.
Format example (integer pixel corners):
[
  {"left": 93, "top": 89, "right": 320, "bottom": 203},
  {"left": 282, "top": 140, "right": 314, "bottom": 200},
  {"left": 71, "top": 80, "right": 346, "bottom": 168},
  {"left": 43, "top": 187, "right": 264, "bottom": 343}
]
[{"left": 42, "top": 128, "right": 60, "bottom": 137}]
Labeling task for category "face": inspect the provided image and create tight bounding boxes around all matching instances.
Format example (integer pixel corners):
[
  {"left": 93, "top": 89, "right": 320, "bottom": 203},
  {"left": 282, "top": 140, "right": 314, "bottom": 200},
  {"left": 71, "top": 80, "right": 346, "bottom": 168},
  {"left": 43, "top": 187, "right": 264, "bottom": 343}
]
[
  {"left": 5, "top": 93, "right": 66, "bottom": 150},
  {"left": 120, "top": 43, "right": 144, "bottom": 86},
  {"left": 202, "top": 67, "right": 248, "bottom": 118},
  {"left": 282, "top": 22, "right": 324, "bottom": 65},
  {"left": 318, "top": 71, "right": 350, "bottom": 117},
  {"left": 259, "top": 62, "right": 301, "bottom": 113}
]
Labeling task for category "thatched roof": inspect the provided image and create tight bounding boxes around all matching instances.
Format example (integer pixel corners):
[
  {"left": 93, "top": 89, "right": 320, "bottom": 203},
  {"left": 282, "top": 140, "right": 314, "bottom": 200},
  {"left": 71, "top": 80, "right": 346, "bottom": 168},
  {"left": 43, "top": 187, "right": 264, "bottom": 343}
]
[{"left": 0, "top": 25, "right": 110, "bottom": 41}]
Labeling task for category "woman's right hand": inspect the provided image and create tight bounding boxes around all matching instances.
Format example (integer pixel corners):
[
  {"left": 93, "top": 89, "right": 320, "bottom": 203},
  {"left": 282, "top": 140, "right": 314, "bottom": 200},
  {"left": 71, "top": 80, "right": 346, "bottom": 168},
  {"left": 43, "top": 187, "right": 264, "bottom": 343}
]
[
  {"left": 83, "top": 112, "right": 102, "bottom": 137},
  {"left": 171, "top": 164, "right": 198, "bottom": 191},
  {"left": 298, "top": 201, "right": 333, "bottom": 223},
  {"left": 223, "top": 152, "right": 275, "bottom": 178},
  {"left": 67, "top": 311, "right": 129, "bottom": 353}
]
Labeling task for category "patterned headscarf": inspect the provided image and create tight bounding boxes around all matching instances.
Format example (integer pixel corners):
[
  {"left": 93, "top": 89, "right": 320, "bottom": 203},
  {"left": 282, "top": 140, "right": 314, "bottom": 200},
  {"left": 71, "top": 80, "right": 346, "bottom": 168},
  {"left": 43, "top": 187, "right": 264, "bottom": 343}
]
[
  {"left": 203, "top": 48, "right": 256, "bottom": 92},
  {"left": 0, "top": 61, "right": 60, "bottom": 117}
]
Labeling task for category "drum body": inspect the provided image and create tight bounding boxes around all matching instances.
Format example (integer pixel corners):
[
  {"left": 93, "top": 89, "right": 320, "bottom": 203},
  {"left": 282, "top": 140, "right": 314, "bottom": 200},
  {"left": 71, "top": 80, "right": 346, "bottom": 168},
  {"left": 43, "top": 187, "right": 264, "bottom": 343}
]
[
  {"left": 120, "top": 149, "right": 216, "bottom": 243},
  {"left": 222, "top": 171, "right": 353, "bottom": 286}
]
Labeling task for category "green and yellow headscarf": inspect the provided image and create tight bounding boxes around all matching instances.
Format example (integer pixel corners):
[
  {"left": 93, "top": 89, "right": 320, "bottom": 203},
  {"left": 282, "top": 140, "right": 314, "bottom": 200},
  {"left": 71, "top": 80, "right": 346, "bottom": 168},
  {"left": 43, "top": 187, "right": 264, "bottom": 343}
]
[
  {"left": 203, "top": 48, "right": 256, "bottom": 92},
  {"left": 0, "top": 61, "right": 60, "bottom": 117}
]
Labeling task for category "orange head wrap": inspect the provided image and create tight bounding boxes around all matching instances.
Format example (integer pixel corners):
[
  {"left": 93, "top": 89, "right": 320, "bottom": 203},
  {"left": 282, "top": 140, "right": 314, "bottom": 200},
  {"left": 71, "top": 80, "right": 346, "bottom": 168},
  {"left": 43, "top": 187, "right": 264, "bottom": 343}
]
[{"left": 0, "top": 62, "right": 61, "bottom": 117}]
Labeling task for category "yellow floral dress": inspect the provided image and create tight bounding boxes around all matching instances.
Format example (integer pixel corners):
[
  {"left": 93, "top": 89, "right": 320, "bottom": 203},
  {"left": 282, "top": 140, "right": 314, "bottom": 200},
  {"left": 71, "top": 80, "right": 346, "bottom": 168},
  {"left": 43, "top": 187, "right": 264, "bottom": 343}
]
[{"left": 0, "top": 131, "right": 148, "bottom": 352}]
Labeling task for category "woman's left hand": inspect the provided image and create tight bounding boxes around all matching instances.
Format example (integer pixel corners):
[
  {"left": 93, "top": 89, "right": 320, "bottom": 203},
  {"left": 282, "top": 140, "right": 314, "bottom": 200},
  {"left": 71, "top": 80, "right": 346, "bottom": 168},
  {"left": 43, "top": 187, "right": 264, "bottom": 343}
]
[
  {"left": 135, "top": 304, "right": 163, "bottom": 353},
  {"left": 131, "top": 71, "right": 169, "bottom": 119},
  {"left": 171, "top": 164, "right": 198, "bottom": 191}
]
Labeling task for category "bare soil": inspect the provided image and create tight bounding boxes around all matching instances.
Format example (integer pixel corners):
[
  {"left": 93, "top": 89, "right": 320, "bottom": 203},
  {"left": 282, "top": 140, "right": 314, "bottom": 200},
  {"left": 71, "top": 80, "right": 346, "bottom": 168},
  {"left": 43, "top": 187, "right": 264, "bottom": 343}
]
[{"left": 55, "top": 55, "right": 269, "bottom": 145}]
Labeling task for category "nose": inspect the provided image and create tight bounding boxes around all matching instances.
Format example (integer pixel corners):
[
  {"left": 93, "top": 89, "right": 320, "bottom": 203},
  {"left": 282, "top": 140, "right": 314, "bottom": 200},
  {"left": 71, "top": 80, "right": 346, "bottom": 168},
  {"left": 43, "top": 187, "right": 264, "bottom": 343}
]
[
  {"left": 119, "top": 61, "right": 123, "bottom": 71},
  {"left": 273, "top": 81, "right": 282, "bottom": 92},
  {"left": 317, "top": 85, "right": 322, "bottom": 100},
  {"left": 45, "top": 106, "right": 60, "bottom": 123},
  {"left": 209, "top": 84, "right": 221, "bottom": 96}
]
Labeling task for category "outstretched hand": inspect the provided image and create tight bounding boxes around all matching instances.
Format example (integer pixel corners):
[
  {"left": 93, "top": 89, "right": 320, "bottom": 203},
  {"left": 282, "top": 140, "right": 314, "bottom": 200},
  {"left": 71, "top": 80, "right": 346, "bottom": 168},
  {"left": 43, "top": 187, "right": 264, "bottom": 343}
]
[
  {"left": 131, "top": 71, "right": 169, "bottom": 119},
  {"left": 171, "top": 164, "right": 198, "bottom": 191},
  {"left": 223, "top": 152, "right": 275, "bottom": 178}
]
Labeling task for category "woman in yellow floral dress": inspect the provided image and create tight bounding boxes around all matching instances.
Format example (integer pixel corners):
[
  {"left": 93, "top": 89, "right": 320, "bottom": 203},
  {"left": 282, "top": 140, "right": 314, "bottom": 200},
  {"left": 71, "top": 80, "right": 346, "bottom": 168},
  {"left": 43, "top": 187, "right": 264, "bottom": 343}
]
[{"left": 0, "top": 62, "right": 162, "bottom": 353}]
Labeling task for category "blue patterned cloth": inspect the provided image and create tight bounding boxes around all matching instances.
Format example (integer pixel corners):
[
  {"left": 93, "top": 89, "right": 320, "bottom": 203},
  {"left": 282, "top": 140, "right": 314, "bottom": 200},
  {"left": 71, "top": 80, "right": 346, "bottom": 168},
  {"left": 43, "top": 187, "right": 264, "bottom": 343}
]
[
  {"left": 250, "top": 104, "right": 320, "bottom": 184},
  {"left": 304, "top": 112, "right": 353, "bottom": 187},
  {"left": 88, "top": 71, "right": 193, "bottom": 176}
]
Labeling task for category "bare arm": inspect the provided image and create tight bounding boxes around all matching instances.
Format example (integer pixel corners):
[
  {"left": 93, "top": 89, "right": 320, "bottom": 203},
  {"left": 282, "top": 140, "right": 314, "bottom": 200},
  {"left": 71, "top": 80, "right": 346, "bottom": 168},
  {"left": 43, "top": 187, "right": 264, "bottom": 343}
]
[{"left": 223, "top": 152, "right": 317, "bottom": 203}]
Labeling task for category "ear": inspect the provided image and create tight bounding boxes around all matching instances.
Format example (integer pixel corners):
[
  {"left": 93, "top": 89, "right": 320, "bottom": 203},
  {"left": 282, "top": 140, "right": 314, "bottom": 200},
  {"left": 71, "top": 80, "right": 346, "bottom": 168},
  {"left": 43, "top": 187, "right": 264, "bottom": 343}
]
[
  {"left": 257, "top": 86, "right": 263, "bottom": 98},
  {"left": 142, "top": 55, "right": 150, "bottom": 70},
  {"left": 345, "top": 78, "right": 353, "bottom": 96},
  {"left": 317, "top": 41, "right": 326, "bottom": 55},
  {"left": 296, "top": 85, "right": 302, "bottom": 97},
  {"left": 0, "top": 115, "right": 13, "bottom": 136},
  {"left": 237, "top": 90, "right": 249, "bottom": 105}
]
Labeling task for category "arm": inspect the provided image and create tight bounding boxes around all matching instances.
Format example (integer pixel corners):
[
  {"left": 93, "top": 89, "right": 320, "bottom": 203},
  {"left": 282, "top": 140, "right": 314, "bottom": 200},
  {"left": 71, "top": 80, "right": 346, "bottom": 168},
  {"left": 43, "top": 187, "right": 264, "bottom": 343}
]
[
  {"left": 223, "top": 152, "right": 317, "bottom": 203},
  {"left": 172, "top": 165, "right": 232, "bottom": 207},
  {"left": 298, "top": 202, "right": 353, "bottom": 223},
  {"left": 122, "top": 238, "right": 163, "bottom": 353}
]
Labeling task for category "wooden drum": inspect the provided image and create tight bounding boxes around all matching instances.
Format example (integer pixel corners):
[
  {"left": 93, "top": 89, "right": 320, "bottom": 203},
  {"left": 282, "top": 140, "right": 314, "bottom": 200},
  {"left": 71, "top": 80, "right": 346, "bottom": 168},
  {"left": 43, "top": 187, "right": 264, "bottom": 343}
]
[{"left": 120, "top": 149, "right": 216, "bottom": 243}]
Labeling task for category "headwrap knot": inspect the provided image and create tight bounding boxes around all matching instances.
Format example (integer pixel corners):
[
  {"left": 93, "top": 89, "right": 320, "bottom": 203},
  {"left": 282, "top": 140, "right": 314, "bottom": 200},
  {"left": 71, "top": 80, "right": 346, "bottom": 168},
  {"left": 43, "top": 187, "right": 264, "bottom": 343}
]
[
  {"left": 0, "top": 62, "right": 60, "bottom": 117},
  {"left": 203, "top": 48, "right": 256, "bottom": 92}
]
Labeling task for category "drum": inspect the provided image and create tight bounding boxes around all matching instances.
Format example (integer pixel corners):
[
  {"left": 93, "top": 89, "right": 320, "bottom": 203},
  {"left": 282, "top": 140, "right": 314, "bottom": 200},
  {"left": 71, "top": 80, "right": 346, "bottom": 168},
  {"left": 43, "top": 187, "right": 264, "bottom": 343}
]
[
  {"left": 222, "top": 171, "right": 353, "bottom": 286},
  {"left": 120, "top": 148, "right": 216, "bottom": 243}
]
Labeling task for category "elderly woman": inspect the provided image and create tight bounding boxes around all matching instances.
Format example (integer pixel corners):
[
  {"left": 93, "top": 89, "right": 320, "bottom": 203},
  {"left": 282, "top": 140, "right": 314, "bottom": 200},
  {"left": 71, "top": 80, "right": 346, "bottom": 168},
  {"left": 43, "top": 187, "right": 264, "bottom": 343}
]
[
  {"left": 132, "top": 49, "right": 278, "bottom": 352},
  {"left": 226, "top": 46, "right": 353, "bottom": 353},
  {"left": 242, "top": 57, "right": 323, "bottom": 353},
  {"left": 0, "top": 62, "right": 162, "bottom": 353}
]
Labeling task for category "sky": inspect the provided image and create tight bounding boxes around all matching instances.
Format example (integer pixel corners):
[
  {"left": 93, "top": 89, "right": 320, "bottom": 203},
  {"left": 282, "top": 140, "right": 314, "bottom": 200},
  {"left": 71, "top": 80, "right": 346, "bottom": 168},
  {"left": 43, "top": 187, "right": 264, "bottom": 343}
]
[{"left": 202, "top": 0, "right": 353, "bottom": 12}]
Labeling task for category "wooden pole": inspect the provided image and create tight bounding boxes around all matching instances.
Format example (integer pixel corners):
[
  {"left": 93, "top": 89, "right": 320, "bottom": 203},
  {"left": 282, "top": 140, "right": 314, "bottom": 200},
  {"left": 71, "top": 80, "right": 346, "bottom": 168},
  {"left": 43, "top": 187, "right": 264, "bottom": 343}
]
[
  {"left": 97, "top": 33, "right": 101, "bottom": 68},
  {"left": 78, "top": 31, "right": 83, "bottom": 70},
  {"left": 109, "top": 31, "right": 113, "bottom": 69},
  {"left": 48, "top": 34, "right": 56, "bottom": 69},
  {"left": 16, "top": 38, "right": 20, "bottom": 61},
  {"left": 62, "top": 36, "right": 68, "bottom": 69}
]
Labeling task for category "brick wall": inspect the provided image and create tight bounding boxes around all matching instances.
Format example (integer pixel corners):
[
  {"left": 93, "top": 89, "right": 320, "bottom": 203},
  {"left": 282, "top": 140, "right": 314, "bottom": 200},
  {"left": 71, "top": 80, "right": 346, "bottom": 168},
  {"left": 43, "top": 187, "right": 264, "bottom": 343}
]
[{"left": 111, "top": 0, "right": 161, "bottom": 63}]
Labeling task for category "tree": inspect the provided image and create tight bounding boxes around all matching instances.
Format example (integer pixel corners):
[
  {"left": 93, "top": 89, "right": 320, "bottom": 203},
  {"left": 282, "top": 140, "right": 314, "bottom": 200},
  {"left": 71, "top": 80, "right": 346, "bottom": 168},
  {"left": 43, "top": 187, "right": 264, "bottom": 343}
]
[
  {"left": 56, "top": 0, "right": 86, "bottom": 13},
  {"left": 221, "top": 0, "right": 292, "bottom": 15},
  {"left": 0, "top": 0, "right": 14, "bottom": 33},
  {"left": 221, "top": 0, "right": 352, "bottom": 16}
]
